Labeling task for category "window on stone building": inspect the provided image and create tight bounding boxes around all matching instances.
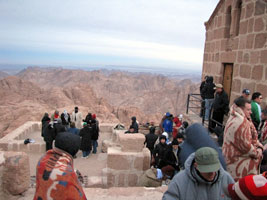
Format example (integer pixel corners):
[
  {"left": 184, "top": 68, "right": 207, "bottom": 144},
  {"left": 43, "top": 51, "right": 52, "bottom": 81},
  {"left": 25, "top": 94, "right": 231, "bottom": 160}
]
[
  {"left": 225, "top": 6, "right": 232, "bottom": 38},
  {"left": 234, "top": 0, "right": 242, "bottom": 36}
]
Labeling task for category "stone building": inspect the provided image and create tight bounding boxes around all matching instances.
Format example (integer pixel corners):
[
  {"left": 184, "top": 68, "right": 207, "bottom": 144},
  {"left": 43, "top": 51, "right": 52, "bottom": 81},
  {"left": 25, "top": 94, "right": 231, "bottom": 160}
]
[{"left": 202, "top": 0, "right": 267, "bottom": 107}]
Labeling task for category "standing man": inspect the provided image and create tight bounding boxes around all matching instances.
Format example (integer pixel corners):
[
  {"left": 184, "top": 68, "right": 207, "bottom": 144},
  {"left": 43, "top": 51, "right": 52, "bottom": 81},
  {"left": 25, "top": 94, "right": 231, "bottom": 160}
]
[
  {"left": 162, "top": 112, "right": 173, "bottom": 141},
  {"left": 199, "top": 75, "right": 208, "bottom": 117},
  {"left": 162, "top": 147, "right": 234, "bottom": 200},
  {"left": 222, "top": 97, "right": 263, "bottom": 181},
  {"left": 71, "top": 106, "right": 83, "bottom": 129},
  {"left": 201, "top": 76, "right": 215, "bottom": 121},
  {"left": 251, "top": 92, "right": 263, "bottom": 130},
  {"left": 144, "top": 126, "right": 158, "bottom": 157},
  {"left": 209, "top": 83, "right": 229, "bottom": 131},
  {"left": 33, "top": 132, "right": 87, "bottom": 200}
]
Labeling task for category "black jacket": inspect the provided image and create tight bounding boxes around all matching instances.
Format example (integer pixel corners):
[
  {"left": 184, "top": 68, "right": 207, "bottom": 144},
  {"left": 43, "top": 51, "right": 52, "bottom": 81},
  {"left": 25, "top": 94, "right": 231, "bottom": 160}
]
[
  {"left": 41, "top": 116, "right": 50, "bottom": 137},
  {"left": 201, "top": 76, "right": 215, "bottom": 99},
  {"left": 153, "top": 142, "right": 168, "bottom": 167},
  {"left": 61, "top": 113, "right": 71, "bottom": 125},
  {"left": 43, "top": 123, "right": 65, "bottom": 142},
  {"left": 144, "top": 133, "right": 158, "bottom": 150},
  {"left": 159, "top": 145, "right": 181, "bottom": 171},
  {"left": 91, "top": 121, "right": 99, "bottom": 140},
  {"left": 79, "top": 125, "right": 93, "bottom": 151},
  {"left": 212, "top": 89, "right": 229, "bottom": 114}
]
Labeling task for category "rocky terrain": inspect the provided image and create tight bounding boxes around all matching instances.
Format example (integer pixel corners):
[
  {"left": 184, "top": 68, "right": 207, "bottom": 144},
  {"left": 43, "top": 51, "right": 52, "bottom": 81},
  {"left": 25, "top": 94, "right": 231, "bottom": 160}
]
[{"left": 0, "top": 67, "right": 199, "bottom": 137}]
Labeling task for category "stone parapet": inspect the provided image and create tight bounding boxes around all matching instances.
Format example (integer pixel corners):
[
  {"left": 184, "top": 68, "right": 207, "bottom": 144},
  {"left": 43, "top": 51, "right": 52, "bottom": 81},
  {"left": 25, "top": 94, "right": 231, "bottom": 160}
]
[
  {"left": 119, "top": 133, "right": 145, "bottom": 152},
  {"left": 0, "top": 151, "right": 30, "bottom": 198},
  {"left": 106, "top": 147, "right": 150, "bottom": 187}
]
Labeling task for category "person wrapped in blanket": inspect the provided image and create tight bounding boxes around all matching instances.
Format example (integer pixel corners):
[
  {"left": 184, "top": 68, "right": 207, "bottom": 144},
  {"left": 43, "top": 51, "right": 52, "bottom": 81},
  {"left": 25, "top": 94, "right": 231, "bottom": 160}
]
[{"left": 33, "top": 131, "right": 87, "bottom": 200}]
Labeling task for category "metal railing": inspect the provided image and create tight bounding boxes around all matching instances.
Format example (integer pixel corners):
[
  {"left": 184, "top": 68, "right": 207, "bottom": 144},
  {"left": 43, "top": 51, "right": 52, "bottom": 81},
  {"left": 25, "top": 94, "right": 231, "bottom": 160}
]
[{"left": 186, "top": 93, "right": 224, "bottom": 132}]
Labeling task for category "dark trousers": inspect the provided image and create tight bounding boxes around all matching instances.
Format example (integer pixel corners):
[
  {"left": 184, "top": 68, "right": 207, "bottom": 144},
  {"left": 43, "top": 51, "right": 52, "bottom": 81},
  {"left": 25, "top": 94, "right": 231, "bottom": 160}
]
[
  {"left": 209, "top": 110, "right": 224, "bottom": 132},
  {"left": 200, "top": 100, "right": 205, "bottom": 117},
  {"left": 46, "top": 141, "right": 53, "bottom": 151},
  {"left": 92, "top": 140, "right": 98, "bottom": 154}
]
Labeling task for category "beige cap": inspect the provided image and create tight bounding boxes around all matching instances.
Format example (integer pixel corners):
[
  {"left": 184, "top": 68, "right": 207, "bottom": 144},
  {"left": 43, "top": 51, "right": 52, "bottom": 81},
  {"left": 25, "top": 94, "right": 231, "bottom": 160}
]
[{"left": 214, "top": 83, "right": 223, "bottom": 89}]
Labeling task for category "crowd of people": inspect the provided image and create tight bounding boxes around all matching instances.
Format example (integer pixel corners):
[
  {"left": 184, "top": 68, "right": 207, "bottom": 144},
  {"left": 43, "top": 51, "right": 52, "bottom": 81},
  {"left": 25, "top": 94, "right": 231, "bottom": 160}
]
[
  {"left": 41, "top": 106, "right": 99, "bottom": 158},
  {"left": 33, "top": 83, "right": 267, "bottom": 199}
]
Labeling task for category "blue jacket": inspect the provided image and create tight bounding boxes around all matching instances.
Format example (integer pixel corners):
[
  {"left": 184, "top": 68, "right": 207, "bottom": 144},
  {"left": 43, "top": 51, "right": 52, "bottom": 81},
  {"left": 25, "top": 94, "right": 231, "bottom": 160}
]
[{"left": 163, "top": 118, "right": 173, "bottom": 133}]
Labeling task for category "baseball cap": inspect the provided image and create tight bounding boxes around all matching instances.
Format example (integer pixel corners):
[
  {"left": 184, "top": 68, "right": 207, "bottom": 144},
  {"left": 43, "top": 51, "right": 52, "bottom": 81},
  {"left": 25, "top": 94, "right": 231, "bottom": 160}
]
[
  {"left": 214, "top": 83, "right": 223, "bottom": 89},
  {"left": 195, "top": 147, "right": 220, "bottom": 173},
  {"left": 242, "top": 89, "right": 250, "bottom": 95}
]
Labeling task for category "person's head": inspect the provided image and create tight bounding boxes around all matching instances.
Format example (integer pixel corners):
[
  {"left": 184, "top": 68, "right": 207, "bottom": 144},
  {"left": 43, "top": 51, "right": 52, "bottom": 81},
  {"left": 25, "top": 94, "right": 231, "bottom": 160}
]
[
  {"left": 92, "top": 114, "right": 96, "bottom": 119},
  {"left": 182, "top": 121, "right": 189, "bottom": 129},
  {"left": 55, "top": 110, "right": 59, "bottom": 115},
  {"left": 165, "top": 112, "right": 171, "bottom": 117},
  {"left": 83, "top": 122, "right": 87, "bottom": 127},
  {"left": 131, "top": 116, "right": 136, "bottom": 122},
  {"left": 149, "top": 126, "right": 155, "bottom": 134},
  {"left": 70, "top": 122, "right": 76, "bottom": 128},
  {"left": 161, "top": 165, "right": 175, "bottom": 179},
  {"left": 252, "top": 92, "right": 263, "bottom": 104},
  {"left": 261, "top": 109, "right": 267, "bottom": 121},
  {"left": 171, "top": 139, "right": 179, "bottom": 150},
  {"left": 194, "top": 147, "right": 220, "bottom": 181},
  {"left": 228, "top": 174, "right": 267, "bottom": 200},
  {"left": 44, "top": 112, "right": 49, "bottom": 117},
  {"left": 176, "top": 133, "right": 184, "bottom": 144},
  {"left": 234, "top": 97, "right": 251, "bottom": 119},
  {"left": 178, "top": 114, "right": 183, "bottom": 121},
  {"left": 214, "top": 83, "right": 223, "bottom": 93},
  {"left": 242, "top": 89, "right": 250, "bottom": 99},
  {"left": 159, "top": 135, "right": 166, "bottom": 144},
  {"left": 55, "top": 132, "right": 81, "bottom": 157},
  {"left": 75, "top": 106, "right": 79, "bottom": 113}
]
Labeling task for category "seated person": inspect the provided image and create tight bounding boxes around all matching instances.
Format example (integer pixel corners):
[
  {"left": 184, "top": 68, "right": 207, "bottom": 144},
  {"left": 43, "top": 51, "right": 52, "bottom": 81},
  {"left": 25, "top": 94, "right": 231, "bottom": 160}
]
[
  {"left": 138, "top": 165, "right": 174, "bottom": 187},
  {"left": 125, "top": 125, "right": 135, "bottom": 134}
]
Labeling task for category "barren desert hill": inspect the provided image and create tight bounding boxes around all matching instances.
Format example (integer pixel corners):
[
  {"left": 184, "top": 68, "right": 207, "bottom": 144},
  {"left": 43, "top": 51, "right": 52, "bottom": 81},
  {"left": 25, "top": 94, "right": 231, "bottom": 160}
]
[
  {"left": 0, "top": 71, "right": 9, "bottom": 80},
  {"left": 17, "top": 67, "right": 199, "bottom": 115},
  {"left": 0, "top": 75, "right": 162, "bottom": 138}
]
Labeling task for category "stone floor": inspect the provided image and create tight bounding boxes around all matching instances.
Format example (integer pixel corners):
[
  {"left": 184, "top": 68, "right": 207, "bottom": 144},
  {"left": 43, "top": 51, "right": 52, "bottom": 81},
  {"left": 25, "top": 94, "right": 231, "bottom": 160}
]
[
  {"left": 17, "top": 186, "right": 168, "bottom": 200},
  {"left": 25, "top": 130, "right": 112, "bottom": 188}
]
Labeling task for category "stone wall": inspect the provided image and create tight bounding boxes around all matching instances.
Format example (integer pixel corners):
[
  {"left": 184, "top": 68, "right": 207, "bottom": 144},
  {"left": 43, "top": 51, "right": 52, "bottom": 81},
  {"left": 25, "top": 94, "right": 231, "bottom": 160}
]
[
  {"left": 0, "top": 121, "right": 45, "bottom": 153},
  {"left": 0, "top": 151, "right": 30, "bottom": 199},
  {"left": 202, "top": 0, "right": 267, "bottom": 106},
  {"left": 105, "top": 131, "right": 150, "bottom": 187}
]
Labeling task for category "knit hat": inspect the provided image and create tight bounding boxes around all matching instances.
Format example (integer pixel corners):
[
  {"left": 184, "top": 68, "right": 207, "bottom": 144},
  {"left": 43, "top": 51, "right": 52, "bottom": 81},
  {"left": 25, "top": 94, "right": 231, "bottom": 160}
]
[
  {"left": 228, "top": 175, "right": 267, "bottom": 200},
  {"left": 55, "top": 132, "right": 81, "bottom": 157},
  {"left": 195, "top": 147, "right": 220, "bottom": 173},
  {"left": 166, "top": 112, "right": 171, "bottom": 117},
  {"left": 92, "top": 114, "right": 96, "bottom": 119},
  {"left": 172, "top": 139, "right": 179, "bottom": 145},
  {"left": 159, "top": 135, "right": 167, "bottom": 141}
]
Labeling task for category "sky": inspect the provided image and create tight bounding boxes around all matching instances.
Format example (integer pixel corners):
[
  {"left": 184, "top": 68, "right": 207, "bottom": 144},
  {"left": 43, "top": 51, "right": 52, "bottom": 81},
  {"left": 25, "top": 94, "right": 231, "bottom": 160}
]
[{"left": 0, "top": 0, "right": 219, "bottom": 71}]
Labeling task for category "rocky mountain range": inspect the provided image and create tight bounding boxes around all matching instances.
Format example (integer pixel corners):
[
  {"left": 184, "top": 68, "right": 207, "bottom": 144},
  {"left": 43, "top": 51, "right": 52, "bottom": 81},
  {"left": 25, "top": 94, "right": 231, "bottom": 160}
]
[{"left": 0, "top": 67, "right": 199, "bottom": 137}]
